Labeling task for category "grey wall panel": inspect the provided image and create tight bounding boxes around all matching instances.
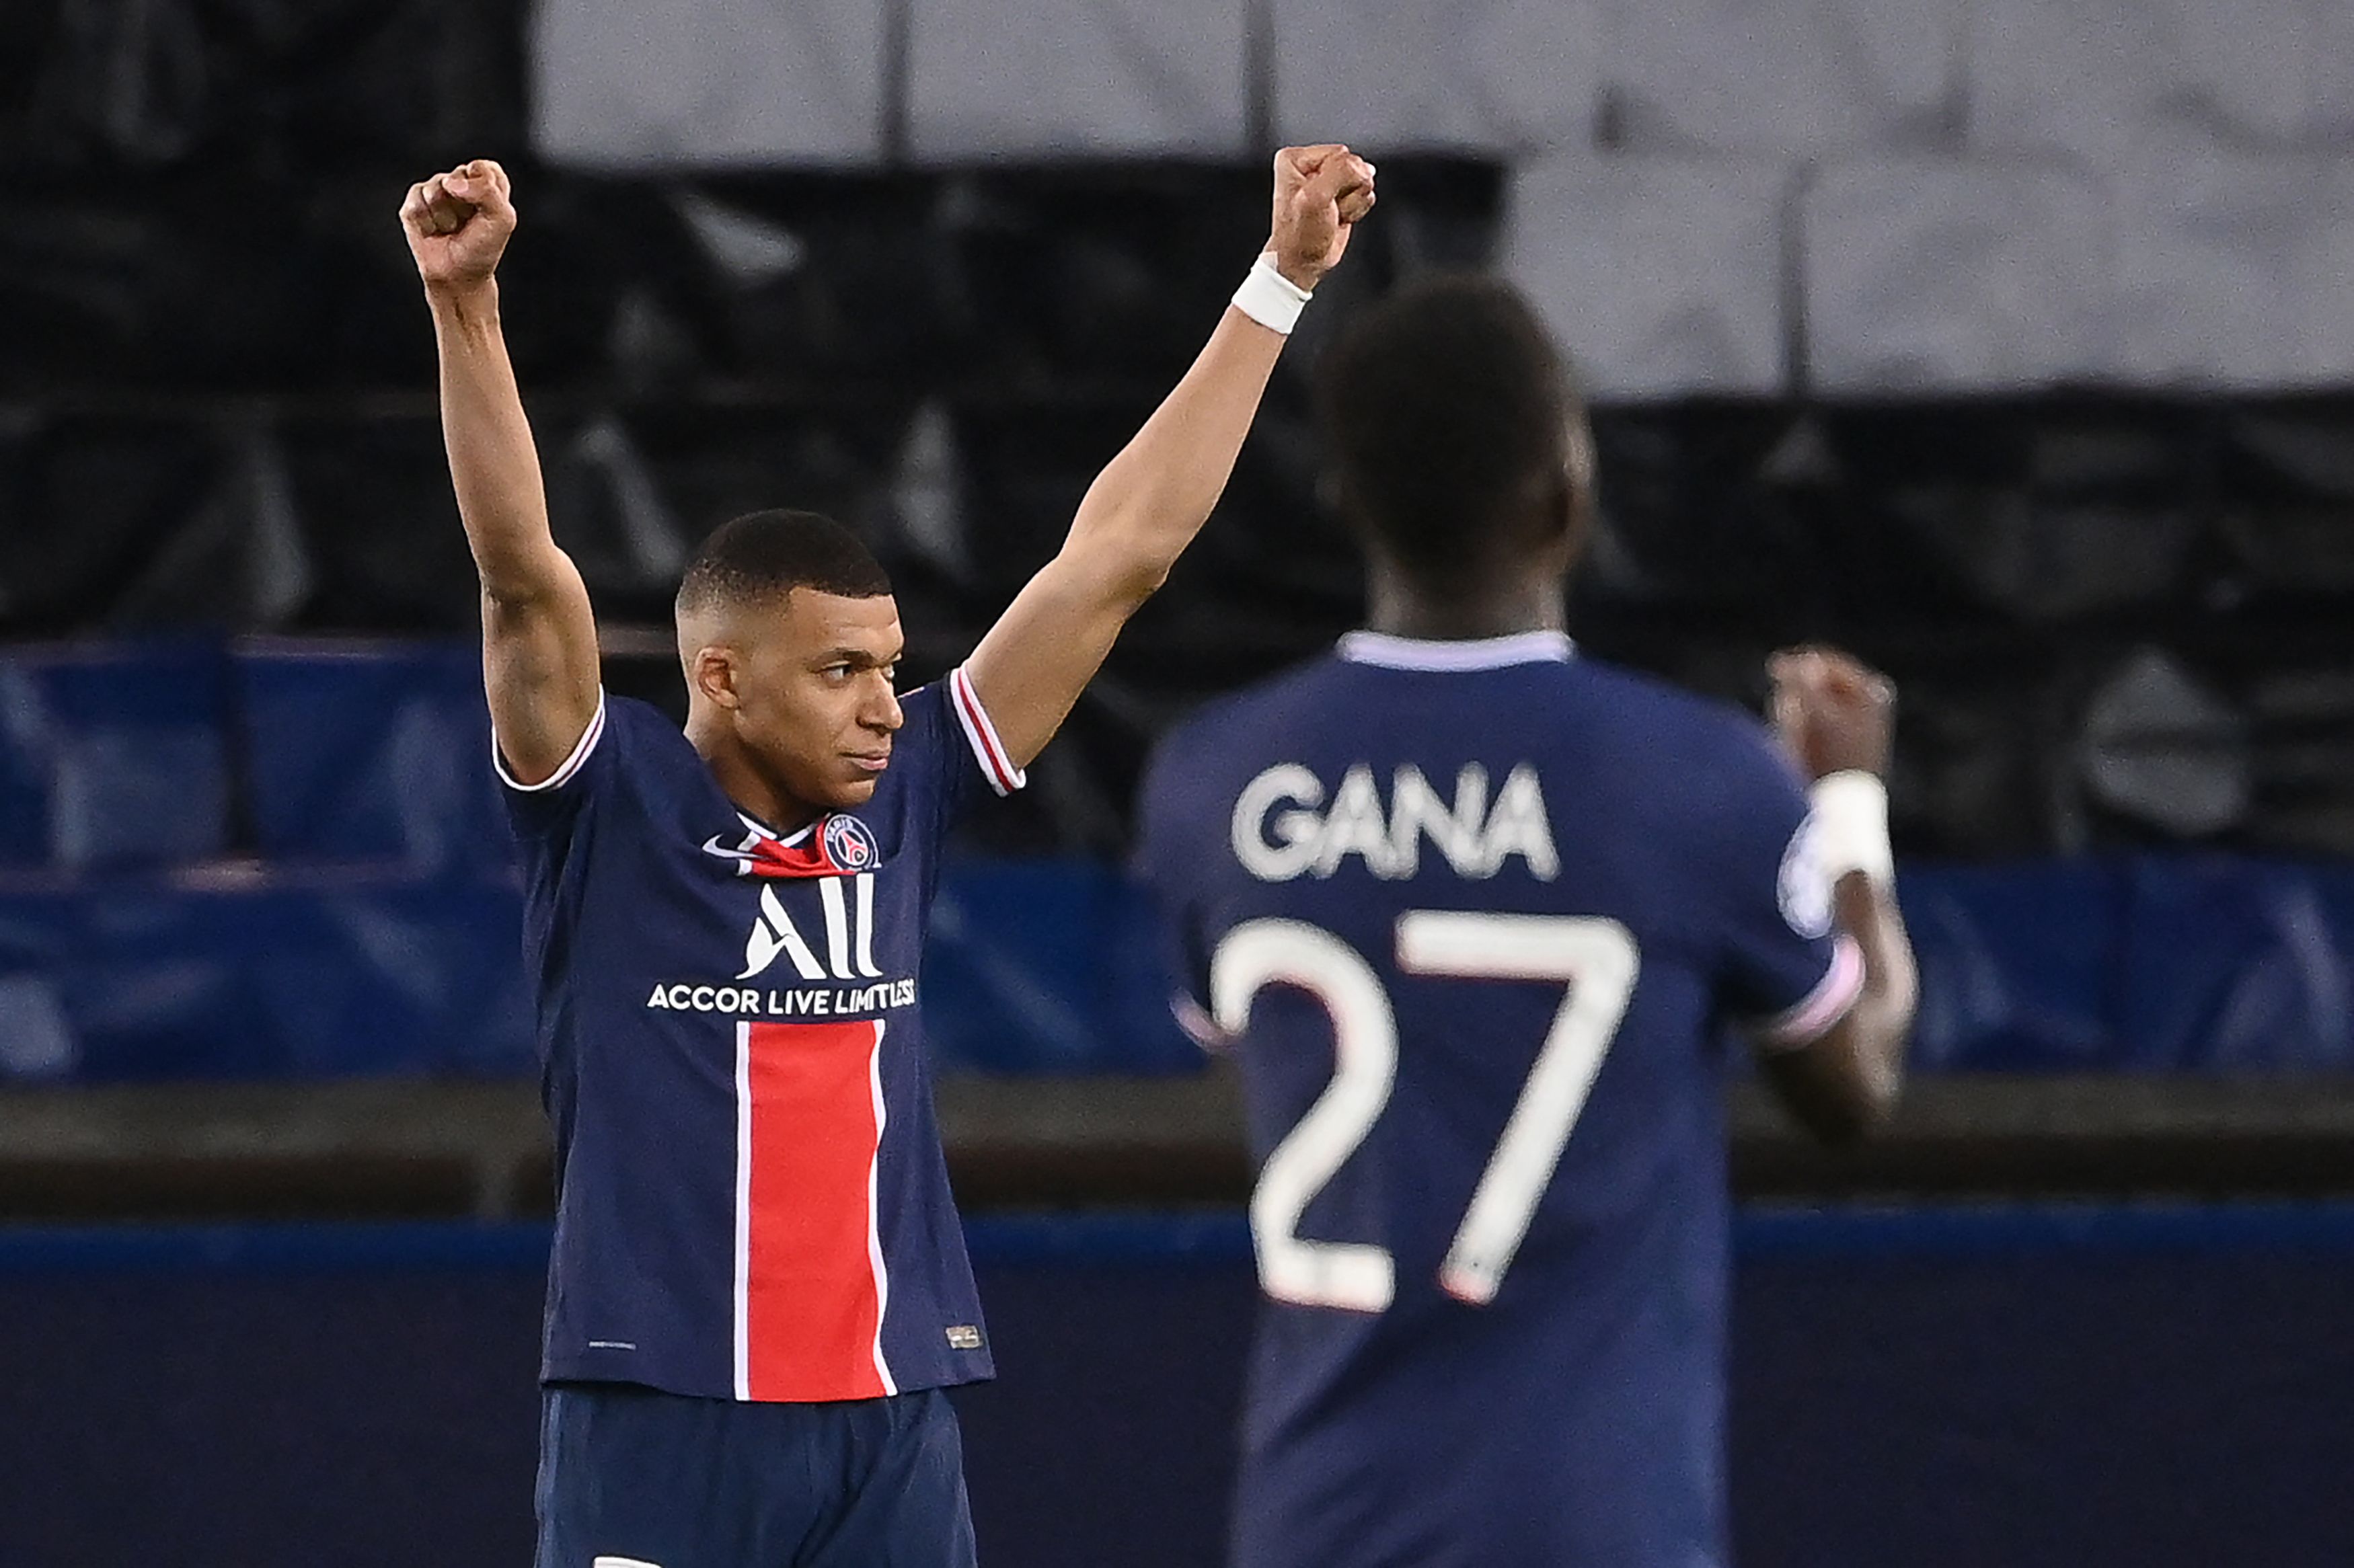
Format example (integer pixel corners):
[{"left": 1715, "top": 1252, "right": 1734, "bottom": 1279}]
[
  {"left": 2112, "top": 155, "right": 2354, "bottom": 390},
  {"left": 1967, "top": 0, "right": 2326, "bottom": 162},
  {"left": 531, "top": 0, "right": 888, "bottom": 169},
  {"left": 2313, "top": 5, "right": 2354, "bottom": 145},
  {"left": 1503, "top": 154, "right": 1790, "bottom": 398},
  {"left": 1270, "top": 0, "right": 1603, "bottom": 156},
  {"left": 907, "top": 0, "right": 1248, "bottom": 163},
  {"left": 1804, "top": 158, "right": 2117, "bottom": 393},
  {"left": 1605, "top": 0, "right": 1962, "bottom": 156}
]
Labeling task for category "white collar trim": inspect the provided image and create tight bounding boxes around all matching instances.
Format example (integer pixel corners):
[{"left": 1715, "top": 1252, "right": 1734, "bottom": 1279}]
[
  {"left": 741, "top": 812, "right": 814, "bottom": 848},
  {"left": 1337, "top": 629, "right": 1575, "bottom": 672}
]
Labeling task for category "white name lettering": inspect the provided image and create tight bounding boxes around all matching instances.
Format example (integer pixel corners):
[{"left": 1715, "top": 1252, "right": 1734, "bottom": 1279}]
[
  {"left": 1231, "top": 762, "right": 1559, "bottom": 883},
  {"left": 645, "top": 978, "right": 917, "bottom": 1015}
]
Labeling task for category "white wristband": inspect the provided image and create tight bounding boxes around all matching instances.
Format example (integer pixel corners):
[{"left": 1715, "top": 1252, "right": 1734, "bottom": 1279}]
[
  {"left": 1809, "top": 771, "right": 1895, "bottom": 888},
  {"left": 1231, "top": 252, "right": 1312, "bottom": 335}
]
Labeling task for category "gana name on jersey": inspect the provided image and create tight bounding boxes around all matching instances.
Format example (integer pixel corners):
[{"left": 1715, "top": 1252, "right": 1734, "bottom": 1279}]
[{"left": 1231, "top": 761, "right": 1559, "bottom": 883}]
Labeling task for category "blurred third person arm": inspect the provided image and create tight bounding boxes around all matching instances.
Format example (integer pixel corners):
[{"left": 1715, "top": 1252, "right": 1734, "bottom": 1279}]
[
  {"left": 400, "top": 159, "right": 601, "bottom": 787},
  {"left": 961, "top": 145, "right": 1377, "bottom": 769},
  {"left": 1761, "top": 648, "right": 1920, "bottom": 1144}
]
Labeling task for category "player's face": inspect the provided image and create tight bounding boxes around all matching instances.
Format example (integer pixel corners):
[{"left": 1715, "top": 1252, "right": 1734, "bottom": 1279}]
[{"left": 736, "top": 590, "right": 905, "bottom": 813}]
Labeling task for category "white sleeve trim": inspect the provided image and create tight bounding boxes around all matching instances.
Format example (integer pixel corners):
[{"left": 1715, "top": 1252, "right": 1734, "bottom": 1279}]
[
  {"left": 947, "top": 664, "right": 1027, "bottom": 797},
  {"left": 492, "top": 691, "right": 607, "bottom": 793},
  {"left": 1172, "top": 992, "right": 1230, "bottom": 1054},
  {"left": 1753, "top": 934, "right": 1866, "bottom": 1053}
]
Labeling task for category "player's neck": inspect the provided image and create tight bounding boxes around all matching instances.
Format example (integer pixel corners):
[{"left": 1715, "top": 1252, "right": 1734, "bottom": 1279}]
[
  {"left": 685, "top": 715, "right": 824, "bottom": 836},
  {"left": 1365, "top": 569, "right": 1566, "bottom": 643}
]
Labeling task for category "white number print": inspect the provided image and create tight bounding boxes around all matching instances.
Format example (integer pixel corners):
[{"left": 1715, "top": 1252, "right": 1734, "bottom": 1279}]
[
  {"left": 1212, "top": 914, "right": 1640, "bottom": 1312},
  {"left": 1213, "top": 921, "right": 1400, "bottom": 1313},
  {"left": 1401, "top": 914, "right": 1638, "bottom": 1304}
]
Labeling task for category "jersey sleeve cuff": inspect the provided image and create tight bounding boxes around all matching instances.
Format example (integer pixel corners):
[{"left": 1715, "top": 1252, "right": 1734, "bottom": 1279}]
[
  {"left": 948, "top": 665, "right": 1027, "bottom": 797},
  {"left": 1172, "top": 992, "right": 1229, "bottom": 1054},
  {"left": 493, "top": 691, "right": 608, "bottom": 793},
  {"left": 1752, "top": 935, "right": 1866, "bottom": 1052}
]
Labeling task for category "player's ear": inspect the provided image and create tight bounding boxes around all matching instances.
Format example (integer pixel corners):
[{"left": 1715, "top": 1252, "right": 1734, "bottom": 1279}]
[
  {"left": 1561, "top": 414, "right": 1597, "bottom": 557},
  {"left": 691, "top": 645, "right": 744, "bottom": 709},
  {"left": 1547, "top": 439, "right": 1594, "bottom": 572}
]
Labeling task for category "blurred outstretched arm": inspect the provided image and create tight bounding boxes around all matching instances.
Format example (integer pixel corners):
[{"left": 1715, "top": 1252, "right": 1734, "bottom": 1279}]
[
  {"left": 401, "top": 159, "right": 600, "bottom": 786},
  {"left": 1759, "top": 648, "right": 1920, "bottom": 1144},
  {"left": 962, "top": 145, "right": 1377, "bottom": 769}
]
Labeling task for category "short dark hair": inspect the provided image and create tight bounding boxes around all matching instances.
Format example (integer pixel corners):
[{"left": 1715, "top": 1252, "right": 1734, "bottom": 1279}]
[
  {"left": 1316, "top": 274, "right": 1586, "bottom": 592},
  {"left": 675, "top": 510, "right": 892, "bottom": 617}
]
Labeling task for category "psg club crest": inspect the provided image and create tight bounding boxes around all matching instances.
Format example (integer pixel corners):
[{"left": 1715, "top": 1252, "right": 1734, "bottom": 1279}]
[
  {"left": 704, "top": 813, "right": 883, "bottom": 879},
  {"left": 823, "top": 813, "right": 879, "bottom": 873}
]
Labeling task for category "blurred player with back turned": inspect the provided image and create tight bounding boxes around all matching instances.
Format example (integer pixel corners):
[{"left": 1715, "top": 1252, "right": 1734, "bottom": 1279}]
[
  {"left": 400, "top": 149, "right": 1372, "bottom": 1567},
  {"left": 1138, "top": 276, "right": 1919, "bottom": 1567}
]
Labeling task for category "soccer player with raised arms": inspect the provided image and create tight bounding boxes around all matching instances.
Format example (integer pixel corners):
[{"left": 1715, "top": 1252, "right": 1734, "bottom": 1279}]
[
  {"left": 400, "top": 149, "right": 1373, "bottom": 1565},
  {"left": 1137, "top": 277, "right": 1919, "bottom": 1566}
]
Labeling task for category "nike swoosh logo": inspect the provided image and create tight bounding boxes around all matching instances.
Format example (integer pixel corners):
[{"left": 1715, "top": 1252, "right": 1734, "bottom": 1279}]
[{"left": 701, "top": 836, "right": 753, "bottom": 860}]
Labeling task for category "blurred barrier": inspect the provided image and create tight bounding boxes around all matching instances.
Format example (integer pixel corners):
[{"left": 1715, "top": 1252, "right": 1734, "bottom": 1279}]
[
  {"left": 924, "top": 857, "right": 1200, "bottom": 1074},
  {"left": 1905, "top": 855, "right": 2354, "bottom": 1072},
  {"left": 0, "top": 861, "right": 2351, "bottom": 1077},
  {"left": 3, "top": 850, "right": 2354, "bottom": 1081},
  {"left": 0, "top": 1206, "right": 2347, "bottom": 1567},
  {"left": 0, "top": 641, "right": 232, "bottom": 871},
  {"left": 235, "top": 641, "right": 508, "bottom": 871},
  {"left": 5, "top": 641, "right": 2354, "bottom": 1079},
  {"left": 0, "top": 879, "right": 535, "bottom": 1080}
]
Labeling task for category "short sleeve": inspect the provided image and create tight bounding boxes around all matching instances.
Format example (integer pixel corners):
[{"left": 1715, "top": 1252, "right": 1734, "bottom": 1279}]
[
  {"left": 494, "top": 691, "right": 615, "bottom": 842},
  {"left": 1710, "top": 724, "right": 1866, "bottom": 1052},
  {"left": 899, "top": 664, "right": 1028, "bottom": 834}
]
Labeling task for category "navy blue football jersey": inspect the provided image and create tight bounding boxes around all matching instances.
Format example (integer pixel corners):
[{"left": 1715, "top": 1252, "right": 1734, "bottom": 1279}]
[
  {"left": 500, "top": 666, "right": 1024, "bottom": 1403},
  {"left": 1137, "top": 631, "right": 1861, "bottom": 1568}
]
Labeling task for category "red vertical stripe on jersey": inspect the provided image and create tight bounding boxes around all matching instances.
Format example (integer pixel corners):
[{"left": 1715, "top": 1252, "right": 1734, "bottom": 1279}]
[{"left": 738, "top": 1018, "right": 891, "bottom": 1401}]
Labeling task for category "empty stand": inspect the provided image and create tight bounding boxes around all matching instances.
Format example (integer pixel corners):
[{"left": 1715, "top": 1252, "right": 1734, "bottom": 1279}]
[
  {"left": 533, "top": 0, "right": 888, "bottom": 167},
  {"left": 235, "top": 643, "right": 509, "bottom": 874},
  {"left": 2110, "top": 154, "right": 2354, "bottom": 390},
  {"left": 1967, "top": 0, "right": 2330, "bottom": 162},
  {"left": 1270, "top": 0, "right": 1603, "bottom": 156},
  {"left": 1802, "top": 157, "right": 2116, "bottom": 392},
  {"left": 907, "top": 0, "right": 1248, "bottom": 163},
  {"left": 1603, "top": 0, "right": 1961, "bottom": 156},
  {"left": 1503, "top": 153, "right": 1792, "bottom": 397},
  {"left": 0, "top": 643, "right": 231, "bottom": 873}
]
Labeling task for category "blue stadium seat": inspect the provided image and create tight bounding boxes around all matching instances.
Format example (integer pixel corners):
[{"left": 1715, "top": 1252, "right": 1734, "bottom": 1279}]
[
  {"left": 233, "top": 641, "right": 512, "bottom": 875},
  {"left": 907, "top": 0, "right": 1247, "bottom": 163},
  {"left": 2122, "top": 856, "right": 2354, "bottom": 1072},
  {"left": 0, "top": 642, "right": 232, "bottom": 873},
  {"left": 8, "top": 836, "right": 2354, "bottom": 1083},
  {"left": 1900, "top": 859, "right": 2123, "bottom": 1070},
  {"left": 0, "top": 877, "right": 532, "bottom": 1083},
  {"left": 924, "top": 858, "right": 1201, "bottom": 1074},
  {"left": 1903, "top": 855, "right": 2354, "bottom": 1071}
]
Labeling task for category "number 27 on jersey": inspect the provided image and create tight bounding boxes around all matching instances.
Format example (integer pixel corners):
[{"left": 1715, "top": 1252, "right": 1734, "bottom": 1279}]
[{"left": 1212, "top": 912, "right": 1640, "bottom": 1313}]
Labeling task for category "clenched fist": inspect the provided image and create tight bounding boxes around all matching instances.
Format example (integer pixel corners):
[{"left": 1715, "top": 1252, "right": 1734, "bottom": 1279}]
[
  {"left": 1268, "top": 145, "right": 1377, "bottom": 291},
  {"left": 401, "top": 159, "right": 517, "bottom": 293},
  {"left": 1770, "top": 646, "right": 1895, "bottom": 781}
]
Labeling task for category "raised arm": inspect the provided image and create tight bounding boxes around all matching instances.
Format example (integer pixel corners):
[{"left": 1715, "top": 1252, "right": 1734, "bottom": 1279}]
[
  {"left": 400, "top": 159, "right": 600, "bottom": 785},
  {"left": 1758, "top": 648, "right": 1920, "bottom": 1144},
  {"left": 962, "top": 145, "right": 1377, "bottom": 768}
]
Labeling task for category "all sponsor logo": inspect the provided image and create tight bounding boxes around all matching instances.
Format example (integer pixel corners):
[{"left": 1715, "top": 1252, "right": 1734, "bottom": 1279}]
[{"left": 652, "top": 816, "right": 915, "bottom": 1019}]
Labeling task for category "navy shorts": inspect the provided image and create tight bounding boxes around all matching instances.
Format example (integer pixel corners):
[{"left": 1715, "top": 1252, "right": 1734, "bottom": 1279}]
[{"left": 534, "top": 1381, "right": 977, "bottom": 1568}]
